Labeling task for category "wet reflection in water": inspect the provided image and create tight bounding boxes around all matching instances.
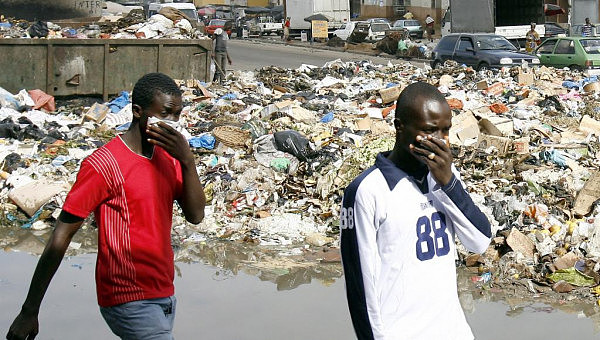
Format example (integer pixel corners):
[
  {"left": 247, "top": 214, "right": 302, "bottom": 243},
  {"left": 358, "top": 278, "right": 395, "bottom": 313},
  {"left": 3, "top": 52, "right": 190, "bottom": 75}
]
[
  {"left": 175, "top": 239, "right": 343, "bottom": 291},
  {"left": 2, "top": 226, "right": 600, "bottom": 338}
]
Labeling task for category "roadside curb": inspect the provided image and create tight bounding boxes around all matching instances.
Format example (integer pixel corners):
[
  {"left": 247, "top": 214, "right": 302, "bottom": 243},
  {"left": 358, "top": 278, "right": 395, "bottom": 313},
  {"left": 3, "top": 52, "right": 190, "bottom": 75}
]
[{"left": 234, "top": 37, "right": 431, "bottom": 64}]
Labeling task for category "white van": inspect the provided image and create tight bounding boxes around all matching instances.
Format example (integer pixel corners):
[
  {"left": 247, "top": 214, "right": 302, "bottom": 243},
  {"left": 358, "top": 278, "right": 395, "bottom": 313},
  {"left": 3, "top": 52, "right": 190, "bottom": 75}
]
[
  {"left": 333, "top": 21, "right": 364, "bottom": 40},
  {"left": 147, "top": 2, "right": 199, "bottom": 23}
]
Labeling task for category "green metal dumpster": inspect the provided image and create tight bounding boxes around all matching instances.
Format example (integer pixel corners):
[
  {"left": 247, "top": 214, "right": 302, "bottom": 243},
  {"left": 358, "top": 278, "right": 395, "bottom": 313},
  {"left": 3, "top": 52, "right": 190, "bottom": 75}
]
[{"left": 0, "top": 39, "right": 212, "bottom": 100}]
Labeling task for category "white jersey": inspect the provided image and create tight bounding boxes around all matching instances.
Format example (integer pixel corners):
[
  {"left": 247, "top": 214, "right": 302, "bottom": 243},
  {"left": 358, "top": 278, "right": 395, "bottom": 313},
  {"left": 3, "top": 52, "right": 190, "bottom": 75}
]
[{"left": 340, "top": 152, "right": 491, "bottom": 340}]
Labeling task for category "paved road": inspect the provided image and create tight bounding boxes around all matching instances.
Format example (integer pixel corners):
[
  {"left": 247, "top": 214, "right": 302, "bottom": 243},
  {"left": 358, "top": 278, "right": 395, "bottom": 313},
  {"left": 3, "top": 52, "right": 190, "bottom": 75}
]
[{"left": 227, "top": 39, "right": 426, "bottom": 72}]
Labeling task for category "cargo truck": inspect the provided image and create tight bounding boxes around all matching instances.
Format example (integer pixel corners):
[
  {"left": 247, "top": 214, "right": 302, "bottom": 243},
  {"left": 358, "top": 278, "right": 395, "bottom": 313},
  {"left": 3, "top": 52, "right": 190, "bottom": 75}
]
[
  {"left": 285, "top": 0, "right": 350, "bottom": 37},
  {"left": 441, "top": 0, "right": 545, "bottom": 41}
]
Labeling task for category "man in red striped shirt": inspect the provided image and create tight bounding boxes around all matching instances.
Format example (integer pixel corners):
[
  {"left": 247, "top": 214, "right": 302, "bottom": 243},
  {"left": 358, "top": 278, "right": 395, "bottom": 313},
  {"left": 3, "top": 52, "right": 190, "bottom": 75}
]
[{"left": 7, "top": 73, "right": 207, "bottom": 340}]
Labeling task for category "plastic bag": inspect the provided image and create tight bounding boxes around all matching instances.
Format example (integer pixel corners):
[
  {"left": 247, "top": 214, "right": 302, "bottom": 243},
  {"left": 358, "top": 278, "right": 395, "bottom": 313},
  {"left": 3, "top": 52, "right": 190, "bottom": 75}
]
[
  {"left": 242, "top": 119, "right": 268, "bottom": 140},
  {"left": 273, "top": 130, "right": 312, "bottom": 162},
  {"left": 189, "top": 134, "right": 216, "bottom": 149},
  {"left": 108, "top": 91, "right": 130, "bottom": 113},
  {"left": 28, "top": 21, "right": 49, "bottom": 38},
  {"left": 28, "top": 89, "right": 55, "bottom": 112},
  {"left": 210, "top": 60, "right": 216, "bottom": 83},
  {"left": 0, "top": 87, "right": 19, "bottom": 110},
  {"left": 539, "top": 150, "right": 567, "bottom": 168},
  {"left": 321, "top": 112, "right": 334, "bottom": 123}
]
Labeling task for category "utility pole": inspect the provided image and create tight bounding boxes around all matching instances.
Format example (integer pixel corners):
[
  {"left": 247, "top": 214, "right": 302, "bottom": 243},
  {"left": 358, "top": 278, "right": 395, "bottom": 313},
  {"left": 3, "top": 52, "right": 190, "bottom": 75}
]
[{"left": 568, "top": 0, "right": 572, "bottom": 33}]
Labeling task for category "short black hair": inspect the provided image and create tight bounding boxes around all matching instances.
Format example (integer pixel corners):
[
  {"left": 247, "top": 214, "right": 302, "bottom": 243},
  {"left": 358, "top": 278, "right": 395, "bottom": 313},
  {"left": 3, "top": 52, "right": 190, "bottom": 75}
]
[
  {"left": 132, "top": 73, "right": 182, "bottom": 110},
  {"left": 395, "top": 82, "right": 446, "bottom": 124}
]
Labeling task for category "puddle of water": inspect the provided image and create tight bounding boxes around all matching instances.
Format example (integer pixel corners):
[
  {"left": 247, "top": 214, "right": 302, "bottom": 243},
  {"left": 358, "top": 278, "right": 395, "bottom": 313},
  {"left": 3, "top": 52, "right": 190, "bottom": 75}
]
[{"left": 2, "top": 251, "right": 600, "bottom": 340}]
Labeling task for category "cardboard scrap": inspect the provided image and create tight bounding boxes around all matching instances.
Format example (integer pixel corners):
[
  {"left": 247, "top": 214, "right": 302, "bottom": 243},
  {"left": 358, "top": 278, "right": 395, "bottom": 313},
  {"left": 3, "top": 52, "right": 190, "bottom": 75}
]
[
  {"left": 482, "top": 116, "right": 513, "bottom": 136},
  {"left": 517, "top": 97, "right": 537, "bottom": 107},
  {"left": 478, "top": 135, "right": 511, "bottom": 155},
  {"left": 506, "top": 228, "right": 535, "bottom": 259},
  {"left": 517, "top": 68, "right": 534, "bottom": 85},
  {"left": 574, "top": 171, "right": 600, "bottom": 216},
  {"left": 479, "top": 118, "right": 504, "bottom": 136},
  {"left": 476, "top": 80, "right": 488, "bottom": 90},
  {"left": 513, "top": 137, "right": 530, "bottom": 154},
  {"left": 288, "top": 105, "right": 318, "bottom": 123},
  {"left": 379, "top": 85, "right": 403, "bottom": 104},
  {"left": 579, "top": 115, "right": 600, "bottom": 136},
  {"left": 449, "top": 111, "right": 479, "bottom": 145},
  {"left": 84, "top": 102, "right": 110, "bottom": 123},
  {"left": 8, "top": 180, "right": 71, "bottom": 217},
  {"left": 355, "top": 116, "right": 372, "bottom": 131}
]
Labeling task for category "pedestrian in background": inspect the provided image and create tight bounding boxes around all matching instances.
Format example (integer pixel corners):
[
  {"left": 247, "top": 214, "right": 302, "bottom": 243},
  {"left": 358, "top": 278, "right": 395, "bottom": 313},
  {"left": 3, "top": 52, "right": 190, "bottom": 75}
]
[
  {"left": 582, "top": 17, "right": 595, "bottom": 37},
  {"left": 212, "top": 28, "right": 232, "bottom": 84},
  {"left": 425, "top": 14, "right": 435, "bottom": 42},
  {"left": 235, "top": 14, "right": 243, "bottom": 39},
  {"left": 403, "top": 10, "right": 414, "bottom": 20},
  {"left": 340, "top": 82, "right": 491, "bottom": 340},
  {"left": 525, "top": 22, "right": 541, "bottom": 53},
  {"left": 6, "top": 73, "right": 207, "bottom": 340},
  {"left": 283, "top": 17, "right": 291, "bottom": 41}
]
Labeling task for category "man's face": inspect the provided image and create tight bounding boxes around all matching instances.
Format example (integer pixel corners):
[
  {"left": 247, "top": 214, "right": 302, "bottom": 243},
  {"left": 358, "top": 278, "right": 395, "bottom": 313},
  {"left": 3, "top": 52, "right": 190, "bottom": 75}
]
[
  {"left": 396, "top": 98, "right": 452, "bottom": 157},
  {"left": 138, "top": 92, "right": 183, "bottom": 135},
  {"left": 531, "top": 24, "right": 536, "bottom": 30}
]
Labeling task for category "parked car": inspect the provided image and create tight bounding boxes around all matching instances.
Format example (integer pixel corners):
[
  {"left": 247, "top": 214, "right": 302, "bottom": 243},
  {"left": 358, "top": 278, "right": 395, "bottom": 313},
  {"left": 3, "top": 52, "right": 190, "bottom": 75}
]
[
  {"left": 362, "top": 22, "right": 391, "bottom": 41},
  {"left": 431, "top": 33, "right": 540, "bottom": 71},
  {"left": 333, "top": 20, "right": 365, "bottom": 40},
  {"left": 206, "top": 19, "right": 233, "bottom": 36},
  {"left": 535, "top": 37, "right": 600, "bottom": 74},
  {"left": 390, "top": 19, "right": 423, "bottom": 38}
]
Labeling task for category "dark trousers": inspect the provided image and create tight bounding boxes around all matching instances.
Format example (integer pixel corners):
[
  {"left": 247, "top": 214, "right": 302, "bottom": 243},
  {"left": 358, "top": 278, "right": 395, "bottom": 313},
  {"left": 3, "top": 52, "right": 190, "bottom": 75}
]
[{"left": 214, "top": 51, "right": 227, "bottom": 84}]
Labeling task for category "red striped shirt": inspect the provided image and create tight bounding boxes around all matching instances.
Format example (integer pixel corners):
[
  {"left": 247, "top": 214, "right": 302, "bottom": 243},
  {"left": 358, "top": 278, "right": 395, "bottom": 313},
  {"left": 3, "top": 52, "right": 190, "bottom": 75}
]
[{"left": 63, "top": 136, "right": 183, "bottom": 307}]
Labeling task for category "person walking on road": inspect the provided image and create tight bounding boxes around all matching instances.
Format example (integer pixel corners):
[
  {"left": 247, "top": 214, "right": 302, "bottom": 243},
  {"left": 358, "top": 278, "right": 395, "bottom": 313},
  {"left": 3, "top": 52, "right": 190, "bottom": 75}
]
[
  {"left": 340, "top": 82, "right": 492, "bottom": 340},
  {"left": 525, "top": 22, "right": 541, "bottom": 53},
  {"left": 212, "top": 27, "right": 232, "bottom": 85},
  {"left": 425, "top": 14, "right": 435, "bottom": 42},
  {"left": 6, "top": 73, "right": 207, "bottom": 340}
]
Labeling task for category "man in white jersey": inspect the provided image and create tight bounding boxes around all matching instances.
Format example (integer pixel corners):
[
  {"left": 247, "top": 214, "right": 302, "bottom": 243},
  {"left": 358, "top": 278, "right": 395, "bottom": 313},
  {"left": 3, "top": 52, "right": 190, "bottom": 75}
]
[{"left": 340, "top": 82, "right": 491, "bottom": 340}]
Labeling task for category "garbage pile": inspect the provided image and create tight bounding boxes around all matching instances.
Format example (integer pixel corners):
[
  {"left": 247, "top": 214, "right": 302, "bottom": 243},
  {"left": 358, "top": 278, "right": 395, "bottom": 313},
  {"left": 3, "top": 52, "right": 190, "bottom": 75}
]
[
  {"left": 376, "top": 30, "right": 435, "bottom": 59},
  {"left": 1, "top": 58, "right": 600, "bottom": 300},
  {"left": 0, "top": 8, "right": 207, "bottom": 40}
]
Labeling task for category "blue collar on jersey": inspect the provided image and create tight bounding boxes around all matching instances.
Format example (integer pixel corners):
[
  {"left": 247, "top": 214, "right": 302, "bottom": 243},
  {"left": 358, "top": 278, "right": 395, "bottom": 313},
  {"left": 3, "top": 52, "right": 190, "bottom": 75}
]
[
  {"left": 375, "top": 152, "right": 432, "bottom": 193},
  {"left": 375, "top": 152, "right": 409, "bottom": 191}
]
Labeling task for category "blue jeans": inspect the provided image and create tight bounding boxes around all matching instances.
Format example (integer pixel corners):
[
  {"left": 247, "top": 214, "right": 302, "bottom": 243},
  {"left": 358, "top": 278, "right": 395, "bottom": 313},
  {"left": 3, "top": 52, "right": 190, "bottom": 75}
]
[{"left": 100, "top": 296, "right": 176, "bottom": 340}]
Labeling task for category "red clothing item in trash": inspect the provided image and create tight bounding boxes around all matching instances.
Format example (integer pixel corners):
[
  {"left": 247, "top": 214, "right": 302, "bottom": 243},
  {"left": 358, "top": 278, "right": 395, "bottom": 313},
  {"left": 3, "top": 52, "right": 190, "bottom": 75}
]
[
  {"left": 62, "top": 136, "right": 183, "bottom": 307},
  {"left": 28, "top": 89, "right": 55, "bottom": 112}
]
